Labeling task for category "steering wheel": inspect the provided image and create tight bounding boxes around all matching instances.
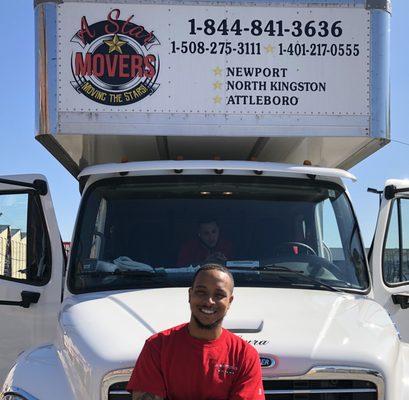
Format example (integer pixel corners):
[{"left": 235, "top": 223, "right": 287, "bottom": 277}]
[
  {"left": 302, "top": 255, "right": 344, "bottom": 280},
  {"left": 262, "top": 254, "right": 344, "bottom": 281},
  {"left": 272, "top": 242, "right": 317, "bottom": 257}
]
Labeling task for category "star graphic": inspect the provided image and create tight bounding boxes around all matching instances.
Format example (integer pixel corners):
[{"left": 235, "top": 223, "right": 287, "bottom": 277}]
[
  {"left": 264, "top": 44, "right": 274, "bottom": 54},
  {"left": 213, "top": 81, "right": 222, "bottom": 90},
  {"left": 213, "top": 66, "right": 222, "bottom": 76},
  {"left": 104, "top": 34, "right": 127, "bottom": 54},
  {"left": 213, "top": 95, "right": 222, "bottom": 104}
]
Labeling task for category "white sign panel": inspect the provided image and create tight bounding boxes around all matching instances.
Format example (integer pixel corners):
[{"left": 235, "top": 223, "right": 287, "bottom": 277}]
[{"left": 58, "top": 3, "right": 370, "bottom": 115}]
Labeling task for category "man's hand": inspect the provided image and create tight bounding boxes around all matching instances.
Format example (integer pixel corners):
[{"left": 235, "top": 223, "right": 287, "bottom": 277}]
[
  {"left": 132, "top": 392, "right": 163, "bottom": 400},
  {"left": 205, "top": 251, "right": 227, "bottom": 263}
]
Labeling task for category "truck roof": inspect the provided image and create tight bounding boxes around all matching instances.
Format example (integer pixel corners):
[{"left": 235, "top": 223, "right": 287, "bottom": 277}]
[{"left": 79, "top": 160, "right": 356, "bottom": 184}]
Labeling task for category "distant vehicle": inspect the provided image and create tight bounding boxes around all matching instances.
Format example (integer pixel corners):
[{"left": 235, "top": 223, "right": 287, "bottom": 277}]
[{"left": 63, "top": 242, "right": 71, "bottom": 256}]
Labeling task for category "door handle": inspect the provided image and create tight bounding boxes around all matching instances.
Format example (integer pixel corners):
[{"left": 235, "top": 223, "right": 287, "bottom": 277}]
[
  {"left": 0, "top": 291, "right": 41, "bottom": 308},
  {"left": 392, "top": 293, "right": 409, "bottom": 310}
]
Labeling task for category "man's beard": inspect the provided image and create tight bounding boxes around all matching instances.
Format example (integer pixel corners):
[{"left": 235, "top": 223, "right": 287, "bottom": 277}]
[{"left": 193, "top": 314, "right": 224, "bottom": 330}]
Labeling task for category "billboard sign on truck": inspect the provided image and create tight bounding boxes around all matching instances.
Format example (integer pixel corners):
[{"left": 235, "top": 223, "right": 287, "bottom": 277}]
[
  {"left": 59, "top": 3, "right": 370, "bottom": 115},
  {"left": 35, "top": 0, "right": 389, "bottom": 175}
]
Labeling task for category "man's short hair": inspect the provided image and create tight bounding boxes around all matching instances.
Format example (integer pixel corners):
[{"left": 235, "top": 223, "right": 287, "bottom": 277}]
[
  {"left": 192, "top": 263, "right": 235, "bottom": 291},
  {"left": 197, "top": 218, "right": 219, "bottom": 227}
]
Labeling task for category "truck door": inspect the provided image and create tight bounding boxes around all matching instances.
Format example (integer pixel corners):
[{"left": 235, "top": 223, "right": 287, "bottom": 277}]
[
  {"left": 371, "top": 180, "right": 409, "bottom": 342},
  {"left": 0, "top": 175, "right": 63, "bottom": 384}
]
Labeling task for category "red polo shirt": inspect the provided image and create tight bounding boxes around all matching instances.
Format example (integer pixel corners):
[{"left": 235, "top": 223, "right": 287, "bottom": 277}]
[
  {"left": 127, "top": 323, "right": 264, "bottom": 400},
  {"left": 177, "top": 238, "right": 233, "bottom": 266}
]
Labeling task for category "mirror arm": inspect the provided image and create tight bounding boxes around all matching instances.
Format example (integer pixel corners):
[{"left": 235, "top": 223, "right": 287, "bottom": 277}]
[
  {"left": 0, "top": 178, "right": 48, "bottom": 195},
  {"left": 0, "top": 291, "right": 41, "bottom": 308}
]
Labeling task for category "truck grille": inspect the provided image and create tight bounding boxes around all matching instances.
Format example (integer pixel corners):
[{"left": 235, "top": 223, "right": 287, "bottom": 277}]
[
  {"left": 263, "top": 379, "right": 377, "bottom": 399},
  {"left": 107, "top": 379, "right": 378, "bottom": 400},
  {"left": 108, "top": 382, "right": 129, "bottom": 400}
]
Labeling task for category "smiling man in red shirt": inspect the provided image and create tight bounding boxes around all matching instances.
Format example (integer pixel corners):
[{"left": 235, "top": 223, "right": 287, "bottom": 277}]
[{"left": 127, "top": 264, "right": 264, "bottom": 400}]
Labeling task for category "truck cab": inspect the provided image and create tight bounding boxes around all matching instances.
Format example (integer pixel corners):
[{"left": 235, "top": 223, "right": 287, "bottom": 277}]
[{"left": 2, "top": 164, "right": 409, "bottom": 399}]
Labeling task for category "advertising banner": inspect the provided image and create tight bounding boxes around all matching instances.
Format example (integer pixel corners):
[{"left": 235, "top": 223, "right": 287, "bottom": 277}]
[{"left": 58, "top": 3, "right": 370, "bottom": 116}]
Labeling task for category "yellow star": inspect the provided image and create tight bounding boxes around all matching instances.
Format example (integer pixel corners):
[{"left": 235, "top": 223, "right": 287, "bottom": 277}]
[
  {"left": 213, "top": 95, "right": 222, "bottom": 104},
  {"left": 213, "top": 81, "right": 222, "bottom": 90},
  {"left": 213, "top": 66, "right": 222, "bottom": 76},
  {"left": 104, "top": 34, "right": 127, "bottom": 54},
  {"left": 264, "top": 44, "right": 274, "bottom": 54}
]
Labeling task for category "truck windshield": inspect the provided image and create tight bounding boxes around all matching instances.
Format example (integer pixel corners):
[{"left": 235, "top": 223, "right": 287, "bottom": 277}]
[{"left": 69, "top": 176, "right": 369, "bottom": 293}]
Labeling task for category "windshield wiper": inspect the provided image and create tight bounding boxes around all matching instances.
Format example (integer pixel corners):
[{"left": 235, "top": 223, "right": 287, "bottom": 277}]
[
  {"left": 78, "top": 270, "right": 158, "bottom": 277},
  {"left": 228, "top": 265, "right": 342, "bottom": 292},
  {"left": 262, "top": 265, "right": 342, "bottom": 292}
]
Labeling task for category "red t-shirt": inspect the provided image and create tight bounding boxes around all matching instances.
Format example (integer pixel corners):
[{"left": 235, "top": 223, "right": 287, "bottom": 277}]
[
  {"left": 177, "top": 238, "right": 233, "bottom": 266},
  {"left": 127, "top": 323, "right": 264, "bottom": 400}
]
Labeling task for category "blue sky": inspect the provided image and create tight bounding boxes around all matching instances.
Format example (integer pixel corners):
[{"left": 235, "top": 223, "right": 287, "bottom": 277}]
[{"left": 0, "top": 1, "right": 407, "bottom": 243}]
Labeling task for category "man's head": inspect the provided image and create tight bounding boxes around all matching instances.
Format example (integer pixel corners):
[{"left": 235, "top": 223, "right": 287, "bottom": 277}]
[
  {"left": 189, "top": 264, "right": 234, "bottom": 332},
  {"left": 198, "top": 220, "right": 220, "bottom": 249}
]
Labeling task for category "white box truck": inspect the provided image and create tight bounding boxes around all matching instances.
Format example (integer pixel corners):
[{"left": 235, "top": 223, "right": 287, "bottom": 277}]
[{"left": 3, "top": 0, "right": 409, "bottom": 399}]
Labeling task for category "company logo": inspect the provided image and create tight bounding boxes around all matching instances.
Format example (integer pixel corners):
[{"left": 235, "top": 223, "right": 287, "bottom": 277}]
[
  {"left": 259, "top": 356, "right": 277, "bottom": 368},
  {"left": 70, "top": 9, "right": 160, "bottom": 106},
  {"left": 244, "top": 339, "right": 270, "bottom": 346},
  {"left": 216, "top": 363, "right": 238, "bottom": 377}
]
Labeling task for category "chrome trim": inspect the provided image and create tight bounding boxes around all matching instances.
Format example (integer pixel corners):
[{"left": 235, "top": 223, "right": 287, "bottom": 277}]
[
  {"left": 109, "top": 390, "right": 129, "bottom": 395},
  {"left": 265, "top": 388, "right": 377, "bottom": 394},
  {"left": 101, "top": 365, "right": 384, "bottom": 400},
  {"left": 33, "top": 0, "right": 368, "bottom": 5},
  {"left": 369, "top": 5, "right": 391, "bottom": 139},
  {"left": 100, "top": 368, "right": 133, "bottom": 400},
  {"left": 35, "top": 2, "right": 58, "bottom": 137},
  {"left": 1, "top": 386, "right": 39, "bottom": 400},
  {"left": 34, "top": 0, "right": 63, "bottom": 6},
  {"left": 266, "top": 366, "right": 384, "bottom": 400},
  {"left": 366, "top": 0, "right": 392, "bottom": 13}
]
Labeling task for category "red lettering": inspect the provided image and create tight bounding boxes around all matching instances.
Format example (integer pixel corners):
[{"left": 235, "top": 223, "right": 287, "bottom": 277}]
[
  {"left": 118, "top": 55, "right": 130, "bottom": 78},
  {"left": 92, "top": 54, "right": 105, "bottom": 77},
  {"left": 128, "top": 25, "right": 145, "bottom": 39},
  {"left": 121, "top": 14, "right": 135, "bottom": 35},
  {"left": 104, "top": 55, "right": 118, "bottom": 78},
  {"left": 105, "top": 9, "right": 121, "bottom": 34},
  {"left": 143, "top": 31, "right": 154, "bottom": 46},
  {"left": 75, "top": 53, "right": 92, "bottom": 76},
  {"left": 144, "top": 55, "right": 156, "bottom": 78},
  {"left": 131, "top": 55, "right": 144, "bottom": 78},
  {"left": 75, "top": 53, "right": 157, "bottom": 79},
  {"left": 77, "top": 16, "right": 95, "bottom": 45}
]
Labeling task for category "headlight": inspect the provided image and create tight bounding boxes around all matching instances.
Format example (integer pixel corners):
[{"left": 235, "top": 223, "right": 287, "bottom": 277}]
[{"left": 1, "top": 388, "right": 37, "bottom": 400}]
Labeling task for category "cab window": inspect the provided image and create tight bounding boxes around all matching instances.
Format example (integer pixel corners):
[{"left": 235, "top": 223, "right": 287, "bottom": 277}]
[
  {"left": 383, "top": 198, "right": 409, "bottom": 285},
  {"left": 0, "top": 192, "right": 51, "bottom": 285}
]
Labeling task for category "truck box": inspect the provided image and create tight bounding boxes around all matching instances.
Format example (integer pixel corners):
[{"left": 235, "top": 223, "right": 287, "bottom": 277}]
[{"left": 36, "top": 0, "right": 390, "bottom": 177}]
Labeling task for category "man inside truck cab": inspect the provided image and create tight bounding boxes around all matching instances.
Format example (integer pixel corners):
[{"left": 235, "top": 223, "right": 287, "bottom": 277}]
[
  {"left": 177, "top": 219, "right": 233, "bottom": 266},
  {"left": 127, "top": 263, "right": 264, "bottom": 400}
]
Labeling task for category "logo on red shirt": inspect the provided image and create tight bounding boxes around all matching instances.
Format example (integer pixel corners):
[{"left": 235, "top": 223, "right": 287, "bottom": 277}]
[{"left": 215, "top": 363, "right": 238, "bottom": 377}]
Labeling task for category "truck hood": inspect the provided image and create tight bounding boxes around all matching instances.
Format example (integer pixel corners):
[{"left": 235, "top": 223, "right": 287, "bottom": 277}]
[{"left": 57, "top": 288, "right": 399, "bottom": 399}]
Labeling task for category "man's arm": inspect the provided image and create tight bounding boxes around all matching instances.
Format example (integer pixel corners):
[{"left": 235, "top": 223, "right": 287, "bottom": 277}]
[
  {"left": 127, "top": 338, "right": 166, "bottom": 398},
  {"left": 229, "top": 346, "right": 264, "bottom": 400},
  {"left": 132, "top": 392, "right": 163, "bottom": 400}
]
